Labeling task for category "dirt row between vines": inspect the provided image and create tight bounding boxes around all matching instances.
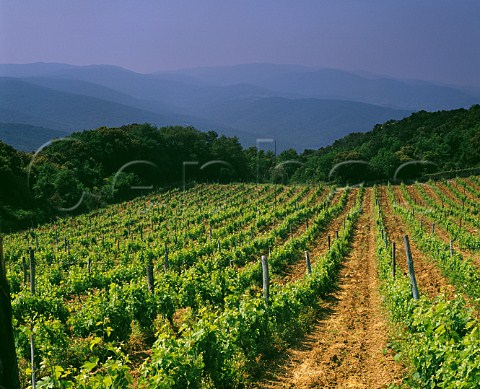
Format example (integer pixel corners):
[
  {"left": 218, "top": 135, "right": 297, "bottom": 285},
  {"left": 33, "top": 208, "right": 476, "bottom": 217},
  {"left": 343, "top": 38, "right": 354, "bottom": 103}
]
[
  {"left": 434, "top": 182, "right": 480, "bottom": 231},
  {"left": 277, "top": 188, "right": 358, "bottom": 285},
  {"left": 403, "top": 184, "right": 480, "bottom": 266},
  {"left": 435, "top": 181, "right": 479, "bottom": 214},
  {"left": 404, "top": 184, "right": 478, "bottom": 237},
  {"left": 422, "top": 183, "right": 451, "bottom": 208},
  {"left": 257, "top": 188, "right": 405, "bottom": 388},
  {"left": 463, "top": 177, "right": 480, "bottom": 200},
  {"left": 234, "top": 188, "right": 335, "bottom": 275},
  {"left": 436, "top": 181, "right": 472, "bottom": 208},
  {"left": 447, "top": 179, "right": 479, "bottom": 204},
  {"left": 278, "top": 187, "right": 341, "bottom": 244},
  {"left": 383, "top": 186, "right": 456, "bottom": 298}
]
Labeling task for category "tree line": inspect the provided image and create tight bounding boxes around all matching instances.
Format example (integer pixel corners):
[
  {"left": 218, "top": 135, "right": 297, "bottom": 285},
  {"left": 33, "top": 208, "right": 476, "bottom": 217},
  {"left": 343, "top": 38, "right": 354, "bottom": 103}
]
[{"left": 1, "top": 105, "right": 479, "bottom": 231}]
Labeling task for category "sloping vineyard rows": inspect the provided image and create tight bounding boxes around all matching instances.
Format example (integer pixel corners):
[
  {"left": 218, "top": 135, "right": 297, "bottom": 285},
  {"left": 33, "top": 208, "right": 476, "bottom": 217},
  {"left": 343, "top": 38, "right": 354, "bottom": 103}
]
[
  {"left": 422, "top": 182, "right": 479, "bottom": 231},
  {"left": 3, "top": 178, "right": 480, "bottom": 387},
  {"left": 397, "top": 183, "right": 480, "bottom": 252},
  {"left": 387, "top": 184, "right": 480, "bottom": 303},
  {"left": 373, "top": 186, "right": 480, "bottom": 387},
  {"left": 377, "top": 185, "right": 455, "bottom": 299},
  {"left": 138, "top": 188, "right": 363, "bottom": 387},
  {"left": 419, "top": 182, "right": 480, "bottom": 233},
  {"left": 441, "top": 180, "right": 479, "bottom": 213},
  {"left": 7, "top": 184, "right": 308, "bottom": 298},
  {"left": 257, "top": 180, "right": 480, "bottom": 388},
  {"left": 3, "top": 183, "right": 361, "bottom": 387},
  {"left": 461, "top": 177, "right": 480, "bottom": 201}
]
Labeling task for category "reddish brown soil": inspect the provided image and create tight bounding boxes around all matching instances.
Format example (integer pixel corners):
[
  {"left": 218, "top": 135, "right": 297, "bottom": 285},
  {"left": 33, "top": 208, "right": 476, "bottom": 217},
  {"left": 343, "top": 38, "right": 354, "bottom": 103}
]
[
  {"left": 423, "top": 183, "right": 451, "bottom": 209},
  {"left": 280, "top": 188, "right": 342, "bottom": 243},
  {"left": 402, "top": 184, "right": 480, "bottom": 265},
  {"left": 448, "top": 180, "right": 479, "bottom": 204},
  {"left": 257, "top": 188, "right": 405, "bottom": 388},
  {"left": 235, "top": 188, "right": 333, "bottom": 274},
  {"left": 433, "top": 182, "right": 480, "bottom": 232},
  {"left": 278, "top": 189, "right": 358, "bottom": 285},
  {"left": 463, "top": 178, "right": 480, "bottom": 200},
  {"left": 385, "top": 186, "right": 456, "bottom": 298},
  {"left": 436, "top": 181, "right": 465, "bottom": 206}
]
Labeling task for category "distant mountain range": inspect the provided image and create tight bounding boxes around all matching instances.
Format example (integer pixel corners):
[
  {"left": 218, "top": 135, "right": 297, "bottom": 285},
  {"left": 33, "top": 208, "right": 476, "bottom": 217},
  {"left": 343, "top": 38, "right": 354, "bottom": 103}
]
[{"left": 1, "top": 62, "right": 479, "bottom": 151}]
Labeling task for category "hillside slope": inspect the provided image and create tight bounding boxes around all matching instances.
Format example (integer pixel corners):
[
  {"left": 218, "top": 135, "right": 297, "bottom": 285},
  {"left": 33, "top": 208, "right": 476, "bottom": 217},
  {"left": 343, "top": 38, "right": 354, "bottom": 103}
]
[
  {"left": 0, "top": 77, "right": 219, "bottom": 133},
  {"left": 292, "top": 105, "right": 480, "bottom": 182},
  {"left": 1, "top": 106, "right": 478, "bottom": 230},
  {"left": 3, "top": 62, "right": 478, "bottom": 152},
  {"left": 0, "top": 123, "right": 68, "bottom": 152},
  {"left": 165, "top": 63, "right": 480, "bottom": 110}
]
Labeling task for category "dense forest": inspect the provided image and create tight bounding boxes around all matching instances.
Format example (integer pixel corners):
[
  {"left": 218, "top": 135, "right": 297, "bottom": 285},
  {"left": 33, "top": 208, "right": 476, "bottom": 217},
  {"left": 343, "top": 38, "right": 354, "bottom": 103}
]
[
  {"left": 293, "top": 105, "right": 480, "bottom": 183},
  {"left": 0, "top": 105, "right": 479, "bottom": 231}
]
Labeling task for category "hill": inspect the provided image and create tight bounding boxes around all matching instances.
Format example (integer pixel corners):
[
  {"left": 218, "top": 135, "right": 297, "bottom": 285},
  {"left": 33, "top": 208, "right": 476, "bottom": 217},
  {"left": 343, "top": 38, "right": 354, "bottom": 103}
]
[
  {"left": 291, "top": 105, "right": 480, "bottom": 182},
  {"left": 3, "top": 62, "right": 478, "bottom": 151},
  {"left": 3, "top": 181, "right": 480, "bottom": 387},
  {"left": 164, "top": 63, "right": 480, "bottom": 110},
  {"left": 196, "top": 96, "right": 410, "bottom": 150},
  {"left": 0, "top": 123, "right": 68, "bottom": 152},
  {"left": 0, "top": 77, "right": 217, "bottom": 132},
  {"left": 0, "top": 105, "right": 479, "bottom": 231}
]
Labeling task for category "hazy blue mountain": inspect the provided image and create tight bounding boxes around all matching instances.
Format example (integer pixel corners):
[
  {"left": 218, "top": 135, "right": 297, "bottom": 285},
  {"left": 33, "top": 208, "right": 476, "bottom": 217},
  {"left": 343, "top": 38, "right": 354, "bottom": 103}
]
[
  {"left": 164, "top": 63, "right": 480, "bottom": 111},
  {"left": 3, "top": 63, "right": 478, "bottom": 112},
  {"left": 3, "top": 62, "right": 475, "bottom": 152},
  {"left": 0, "top": 62, "right": 78, "bottom": 77},
  {"left": 197, "top": 96, "right": 411, "bottom": 150},
  {"left": 161, "top": 63, "right": 311, "bottom": 88},
  {"left": 33, "top": 64, "right": 279, "bottom": 113},
  {"left": 0, "top": 123, "right": 68, "bottom": 152},
  {"left": 23, "top": 76, "right": 180, "bottom": 114},
  {"left": 0, "top": 77, "right": 219, "bottom": 132}
]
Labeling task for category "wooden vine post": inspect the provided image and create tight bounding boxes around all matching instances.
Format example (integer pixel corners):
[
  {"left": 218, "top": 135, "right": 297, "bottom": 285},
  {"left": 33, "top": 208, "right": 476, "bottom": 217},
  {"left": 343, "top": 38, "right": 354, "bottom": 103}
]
[
  {"left": 146, "top": 259, "right": 155, "bottom": 294},
  {"left": 392, "top": 242, "right": 396, "bottom": 278},
  {"left": 22, "top": 257, "right": 28, "bottom": 285},
  {"left": 115, "top": 239, "right": 119, "bottom": 261},
  {"left": 29, "top": 248, "right": 36, "bottom": 295},
  {"left": 164, "top": 243, "right": 169, "bottom": 272},
  {"left": 29, "top": 248, "right": 36, "bottom": 388},
  {"left": 305, "top": 251, "right": 312, "bottom": 275},
  {"left": 0, "top": 235, "right": 20, "bottom": 389},
  {"left": 261, "top": 255, "right": 269, "bottom": 302},
  {"left": 403, "top": 235, "right": 419, "bottom": 300}
]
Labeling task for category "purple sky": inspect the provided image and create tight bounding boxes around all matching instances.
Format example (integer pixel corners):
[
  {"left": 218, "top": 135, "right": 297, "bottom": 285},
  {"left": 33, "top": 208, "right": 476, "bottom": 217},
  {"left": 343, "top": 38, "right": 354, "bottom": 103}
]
[{"left": 1, "top": 0, "right": 479, "bottom": 86}]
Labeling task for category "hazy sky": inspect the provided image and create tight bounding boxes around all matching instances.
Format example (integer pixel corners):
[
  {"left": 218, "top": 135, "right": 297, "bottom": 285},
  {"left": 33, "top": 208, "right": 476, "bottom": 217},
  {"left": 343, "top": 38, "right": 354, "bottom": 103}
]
[{"left": 1, "top": 0, "right": 479, "bottom": 86}]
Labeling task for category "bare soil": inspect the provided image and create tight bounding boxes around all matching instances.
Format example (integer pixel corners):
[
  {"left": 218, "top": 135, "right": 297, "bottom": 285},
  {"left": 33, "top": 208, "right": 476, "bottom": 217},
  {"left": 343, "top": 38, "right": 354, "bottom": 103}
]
[
  {"left": 278, "top": 189, "right": 358, "bottom": 285},
  {"left": 384, "top": 186, "right": 456, "bottom": 298},
  {"left": 403, "top": 184, "right": 480, "bottom": 266},
  {"left": 256, "top": 188, "right": 405, "bottom": 388}
]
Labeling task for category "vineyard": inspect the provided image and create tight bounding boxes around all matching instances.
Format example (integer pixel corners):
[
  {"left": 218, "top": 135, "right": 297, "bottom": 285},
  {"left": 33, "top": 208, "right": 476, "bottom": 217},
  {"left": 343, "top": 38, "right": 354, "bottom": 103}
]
[{"left": 1, "top": 178, "right": 480, "bottom": 388}]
